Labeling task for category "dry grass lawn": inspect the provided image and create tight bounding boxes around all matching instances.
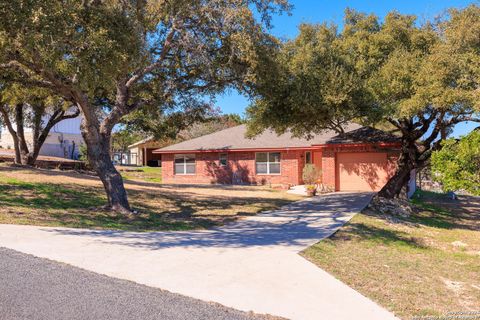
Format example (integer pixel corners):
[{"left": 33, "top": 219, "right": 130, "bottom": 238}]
[
  {"left": 0, "top": 163, "right": 300, "bottom": 231},
  {"left": 302, "top": 190, "right": 480, "bottom": 319}
]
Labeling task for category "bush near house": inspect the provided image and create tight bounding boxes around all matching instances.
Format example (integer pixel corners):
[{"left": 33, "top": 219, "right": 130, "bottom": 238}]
[{"left": 302, "top": 164, "right": 321, "bottom": 185}]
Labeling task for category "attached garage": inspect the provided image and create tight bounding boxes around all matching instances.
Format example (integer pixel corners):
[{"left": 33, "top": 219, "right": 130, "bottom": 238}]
[{"left": 336, "top": 152, "right": 394, "bottom": 192}]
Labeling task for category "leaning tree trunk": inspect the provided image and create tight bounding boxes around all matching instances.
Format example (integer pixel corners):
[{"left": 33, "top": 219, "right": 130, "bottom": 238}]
[
  {"left": 14, "top": 104, "right": 34, "bottom": 166},
  {"left": 378, "top": 139, "right": 417, "bottom": 199},
  {"left": 82, "top": 127, "right": 131, "bottom": 213},
  {"left": 378, "top": 156, "right": 414, "bottom": 198},
  {"left": 0, "top": 104, "right": 21, "bottom": 164},
  {"left": 12, "top": 138, "right": 21, "bottom": 164}
]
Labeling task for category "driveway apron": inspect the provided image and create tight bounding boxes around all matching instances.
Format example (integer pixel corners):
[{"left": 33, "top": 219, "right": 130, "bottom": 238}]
[{"left": 0, "top": 192, "right": 398, "bottom": 320}]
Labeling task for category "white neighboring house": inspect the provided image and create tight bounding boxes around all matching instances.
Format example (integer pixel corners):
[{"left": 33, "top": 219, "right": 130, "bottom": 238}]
[{"left": 0, "top": 110, "right": 84, "bottom": 159}]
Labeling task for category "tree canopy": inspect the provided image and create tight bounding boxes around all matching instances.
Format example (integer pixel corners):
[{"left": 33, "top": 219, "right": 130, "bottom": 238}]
[
  {"left": 0, "top": 0, "right": 289, "bottom": 212},
  {"left": 247, "top": 21, "right": 374, "bottom": 137},
  {"left": 247, "top": 5, "right": 480, "bottom": 198}
]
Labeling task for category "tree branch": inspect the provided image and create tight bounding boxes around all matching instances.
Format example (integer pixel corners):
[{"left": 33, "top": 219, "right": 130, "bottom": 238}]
[
  {"left": 421, "top": 110, "right": 446, "bottom": 149},
  {"left": 0, "top": 104, "right": 17, "bottom": 137},
  {"left": 126, "top": 19, "right": 180, "bottom": 88},
  {"left": 0, "top": 61, "right": 57, "bottom": 90}
]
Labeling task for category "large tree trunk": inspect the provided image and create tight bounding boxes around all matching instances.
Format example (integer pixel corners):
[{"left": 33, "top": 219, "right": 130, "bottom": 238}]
[
  {"left": 378, "top": 156, "right": 414, "bottom": 199},
  {"left": 82, "top": 126, "right": 131, "bottom": 213},
  {"left": 14, "top": 104, "right": 34, "bottom": 166},
  {"left": 378, "top": 139, "right": 417, "bottom": 199},
  {"left": 12, "top": 138, "right": 21, "bottom": 164}
]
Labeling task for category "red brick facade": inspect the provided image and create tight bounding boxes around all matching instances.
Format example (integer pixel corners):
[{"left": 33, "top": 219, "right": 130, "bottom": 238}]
[
  {"left": 321, "top": 150, "right": 335, "bottom": 189},
  {"left": 162, "top": 150, "right": 306, "bottom": 186},
  {"left": 161, "top": 145, "right": 400, "bottom": 190}
]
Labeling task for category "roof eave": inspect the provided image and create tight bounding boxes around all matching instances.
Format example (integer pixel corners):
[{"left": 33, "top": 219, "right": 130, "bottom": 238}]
[
  {"left": 152, "top": 146, "right": 320, "bottom": 154},
  {"left": 153, "top": 142, "right": 402, "bottom": 154},
  {"left": 313, "top": 142, "right": 402, "bottom": 148}
]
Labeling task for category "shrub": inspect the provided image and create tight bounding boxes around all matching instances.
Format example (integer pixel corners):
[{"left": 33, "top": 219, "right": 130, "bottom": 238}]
[
  {"left": 302, "top": 164, "right": 321, "bottom": 185},
  {"left": 78, "top": 143, "right": 88, "bottom": 162},
  {"left": 431, "top": 130, "right": 480, "bottom": 195}
]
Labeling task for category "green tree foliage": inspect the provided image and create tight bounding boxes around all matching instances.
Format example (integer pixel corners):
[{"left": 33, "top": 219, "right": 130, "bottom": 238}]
[
  {"left": 111, "top": 129, "right": 144, "bottom": 153},
  {"left": 248, "top": 18, "right": 378, "bottom": 137},
  {"left": 248, "top": 6, "right": 480, "bottom": 198},
  {"left": 0, "top": 0, "right": 289, "bottom": 212},
  {"left": 431, "top": 130, "right": 480, "bottom": 195}
]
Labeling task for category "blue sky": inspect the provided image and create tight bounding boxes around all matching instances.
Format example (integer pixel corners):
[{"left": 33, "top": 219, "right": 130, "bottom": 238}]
[{"left": 216, "top": 0, "right": 479, "bottom": 138}]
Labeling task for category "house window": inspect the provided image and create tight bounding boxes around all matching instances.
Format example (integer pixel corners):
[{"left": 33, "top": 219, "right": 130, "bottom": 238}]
[
  {"left": 255, "top": 152, "right": 281, "bottom": 174},
  {"left": 305, "top": 151, "right": 312, "bottom": 164},
  {"left": 219, "top": 153, "right": 228, "bottom": 166},
  {"left": 174, "top": 154, "right": 196, "bottom": 175}
]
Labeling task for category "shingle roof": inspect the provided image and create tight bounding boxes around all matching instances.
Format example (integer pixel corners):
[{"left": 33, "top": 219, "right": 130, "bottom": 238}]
[
  {"left": 153, "top": 123, "right": 400, "bottom": 153},
  {"left": 325, "top": 126, "right": 402, "bottom": 144}
]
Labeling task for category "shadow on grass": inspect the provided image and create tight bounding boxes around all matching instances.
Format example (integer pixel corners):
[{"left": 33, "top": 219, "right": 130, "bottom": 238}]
[
  {"left": 0, "top": 173, "right": 296, "bottom": 232},
  {"left": 410, "top": 190, "right": 480, "bottom": 231},
  {"left": 0, "top": 178, "right": 194, "bottom": 231},
  {"left": 0, "top": 178, "right": 103, "bottom": 210},
  {"left": 331, "top": 220, "right": 427, "bottom": 249},
  {"left": 359, "top": 190, "right": 480, "bottom": 232}
]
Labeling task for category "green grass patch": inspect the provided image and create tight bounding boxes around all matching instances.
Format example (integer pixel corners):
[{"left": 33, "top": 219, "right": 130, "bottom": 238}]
[
  {"left": 0, "top": 175, "right": 192, "bottom": 231},
  {"left": 302, "top": 192, "right": 480, "bottom": 319},
  {"left": 120, "top": 166, "right": 162, "bottom": 183},
  {"left": 0, "top": 165, "right": 298, "bottom": 232},
  {"left": 0, "top": 176, "right": 103, "bottom": 209}
]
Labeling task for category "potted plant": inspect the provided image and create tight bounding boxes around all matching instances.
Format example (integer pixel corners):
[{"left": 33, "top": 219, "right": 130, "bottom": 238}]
[
  {"left": 305, "top": 184, "right": 317, "bottom": 196},
  {"left": 302, "top": 164, "right": 321, "bottom": 197}
]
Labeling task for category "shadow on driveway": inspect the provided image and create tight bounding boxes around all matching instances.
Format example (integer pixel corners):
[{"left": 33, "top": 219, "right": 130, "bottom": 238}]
[{"left": 44, "top": 193, "right": 374, "bottom": 251}]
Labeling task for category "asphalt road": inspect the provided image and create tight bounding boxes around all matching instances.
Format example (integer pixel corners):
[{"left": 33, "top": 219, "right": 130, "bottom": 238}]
[{"left": 0, "top": 248, "right": 278, "bottom": 320}]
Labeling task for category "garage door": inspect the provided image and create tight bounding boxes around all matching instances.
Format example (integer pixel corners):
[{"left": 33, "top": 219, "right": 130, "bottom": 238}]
[{"left": 337, "top": 152, "right": 391, "bottom": 191}]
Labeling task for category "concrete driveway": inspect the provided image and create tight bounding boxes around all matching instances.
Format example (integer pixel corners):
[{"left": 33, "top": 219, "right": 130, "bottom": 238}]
[{"left": 0, "top": 192, "right": 397, "bottom": 320}]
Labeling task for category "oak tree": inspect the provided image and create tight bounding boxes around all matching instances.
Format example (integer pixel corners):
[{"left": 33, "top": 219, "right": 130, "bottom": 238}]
[
  {"left": 0, "top": 0, "right": 289, "bottom": 212},
  {"left": 247, "top": 6, "right": 480, "bottom": 198}
]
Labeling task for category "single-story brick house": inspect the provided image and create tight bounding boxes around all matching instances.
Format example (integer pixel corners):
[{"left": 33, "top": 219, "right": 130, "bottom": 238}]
[{"left": 153, "top": 123, "right": 408, "bottom": 192}]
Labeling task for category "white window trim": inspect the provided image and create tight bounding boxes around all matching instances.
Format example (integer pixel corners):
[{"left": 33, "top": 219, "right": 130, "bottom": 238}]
[
  {"left": 255, "top": 152, "right": 281, "bottom": 175},
  {"left": 174, "top": 154, "right": 196, "bottom": 175},
  {"left": 219, "top": 153, "right": 228, "bottom": 167}
]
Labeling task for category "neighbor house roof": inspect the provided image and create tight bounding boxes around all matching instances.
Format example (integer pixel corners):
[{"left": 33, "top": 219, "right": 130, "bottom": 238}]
[
  {"left": 128, "top": 136, "right": 155, "bottom": 149},
  {"left": 153, "top": 124, "right": 401, "bottom": 153}
]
